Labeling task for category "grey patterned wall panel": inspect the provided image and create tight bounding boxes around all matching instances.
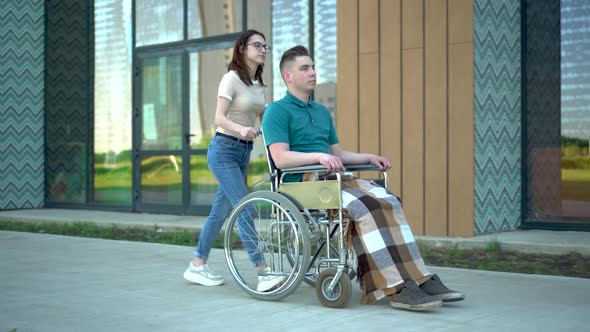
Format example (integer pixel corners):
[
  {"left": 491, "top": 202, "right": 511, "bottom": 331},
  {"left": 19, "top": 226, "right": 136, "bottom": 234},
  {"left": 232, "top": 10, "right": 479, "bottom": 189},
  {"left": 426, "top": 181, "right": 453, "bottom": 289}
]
[
  {"left": 0, "top": 0, "right": 45, "bottom": 209},
  {"left": 474, "top": 0, "right": 522, "bottom": 234}
]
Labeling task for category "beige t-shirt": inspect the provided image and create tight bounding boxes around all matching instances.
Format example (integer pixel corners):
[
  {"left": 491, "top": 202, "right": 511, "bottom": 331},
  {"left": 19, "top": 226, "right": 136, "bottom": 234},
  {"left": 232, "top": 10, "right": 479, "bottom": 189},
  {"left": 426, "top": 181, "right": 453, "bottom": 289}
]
[{"left": 217, "top": 70, "right": 266, "bottom": 139}]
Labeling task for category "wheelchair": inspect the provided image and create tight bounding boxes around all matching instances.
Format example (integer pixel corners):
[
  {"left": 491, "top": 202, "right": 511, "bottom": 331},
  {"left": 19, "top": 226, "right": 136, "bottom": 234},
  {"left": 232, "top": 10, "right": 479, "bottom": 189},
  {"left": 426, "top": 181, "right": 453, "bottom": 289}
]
[{"left": 223, "top": 140, "right": 388, "bottom": 308}]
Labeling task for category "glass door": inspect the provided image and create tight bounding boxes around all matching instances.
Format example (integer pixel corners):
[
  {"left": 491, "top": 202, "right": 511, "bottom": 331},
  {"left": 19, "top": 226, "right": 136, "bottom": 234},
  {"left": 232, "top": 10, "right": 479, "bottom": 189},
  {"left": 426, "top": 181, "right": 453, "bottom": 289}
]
[
  {"left": 132, "top": 43, "right": 267, "bottom": 215},
  {"left": 134, "top": 51, "right": 188, "bottom": 213},
  {"left": 187, "top": 48, "right": 234, "bottom": 214}
]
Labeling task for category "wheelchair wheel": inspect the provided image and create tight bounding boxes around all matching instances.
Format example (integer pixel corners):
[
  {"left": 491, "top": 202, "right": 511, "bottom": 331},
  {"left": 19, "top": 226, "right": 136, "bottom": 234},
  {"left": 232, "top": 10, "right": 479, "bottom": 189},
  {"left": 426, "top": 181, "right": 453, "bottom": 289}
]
[
  {"left": 224, "top": 191, "right": 311, "bottom": 302},
  {"left": 315, "top": 268, "right": 352, "bottom": 308}
]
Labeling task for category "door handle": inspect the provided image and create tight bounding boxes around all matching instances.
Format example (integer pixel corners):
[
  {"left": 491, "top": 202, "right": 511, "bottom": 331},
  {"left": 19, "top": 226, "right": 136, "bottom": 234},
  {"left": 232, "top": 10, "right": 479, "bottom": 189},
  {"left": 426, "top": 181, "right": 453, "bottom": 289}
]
[{"left": 184, "top": 133, "right": 196, "bottom": 144}]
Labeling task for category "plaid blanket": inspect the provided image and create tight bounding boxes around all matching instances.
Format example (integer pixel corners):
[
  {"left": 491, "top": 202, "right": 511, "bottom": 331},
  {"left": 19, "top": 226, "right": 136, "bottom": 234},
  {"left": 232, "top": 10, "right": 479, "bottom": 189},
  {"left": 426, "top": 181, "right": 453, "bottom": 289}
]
[{"left": 341, "top": 178, "right": 431, "bottom": 304}]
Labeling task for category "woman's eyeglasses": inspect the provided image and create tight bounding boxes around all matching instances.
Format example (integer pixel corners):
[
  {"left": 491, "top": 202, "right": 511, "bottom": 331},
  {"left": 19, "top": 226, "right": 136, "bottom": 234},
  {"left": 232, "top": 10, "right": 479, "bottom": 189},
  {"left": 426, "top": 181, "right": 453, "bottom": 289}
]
[{"left": 246, "top": 42, "right": 271, "bottom": 52}]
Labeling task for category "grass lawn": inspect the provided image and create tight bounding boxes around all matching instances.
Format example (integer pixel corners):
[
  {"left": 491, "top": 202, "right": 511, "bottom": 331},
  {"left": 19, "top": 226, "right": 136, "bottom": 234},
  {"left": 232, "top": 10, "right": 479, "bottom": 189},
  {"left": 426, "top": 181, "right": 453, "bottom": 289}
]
[{"left": 1, "top": 221, "right": 588, "bottom": 279}]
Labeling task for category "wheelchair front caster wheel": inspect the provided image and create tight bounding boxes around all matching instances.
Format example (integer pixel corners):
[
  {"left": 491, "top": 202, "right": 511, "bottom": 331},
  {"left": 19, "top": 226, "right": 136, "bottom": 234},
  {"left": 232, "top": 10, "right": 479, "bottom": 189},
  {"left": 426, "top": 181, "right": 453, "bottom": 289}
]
[{"left": 315, "top": 268, "right": 352, "bottom": 308}]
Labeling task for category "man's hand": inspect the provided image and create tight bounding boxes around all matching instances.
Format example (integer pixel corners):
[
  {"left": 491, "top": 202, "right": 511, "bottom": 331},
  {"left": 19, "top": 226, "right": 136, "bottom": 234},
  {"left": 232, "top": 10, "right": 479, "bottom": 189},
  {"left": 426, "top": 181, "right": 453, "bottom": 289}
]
[
  {"left": 368, "top": 155, "right": 391, "bottom": 171},
  {"left": 318, "top": 153, "right": 345, "bottom": 172}
]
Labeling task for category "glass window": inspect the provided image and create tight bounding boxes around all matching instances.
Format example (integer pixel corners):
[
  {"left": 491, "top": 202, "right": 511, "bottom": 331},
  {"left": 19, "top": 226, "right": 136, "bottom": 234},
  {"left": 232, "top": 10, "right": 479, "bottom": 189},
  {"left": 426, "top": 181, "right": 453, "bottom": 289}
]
[
  {"left": 187, "top": 46, "right": 270, "bottom": 206},
  {"left": 94, "top": 0, "right": 133, "bottom": 205},
  {"left": 141, "top": 56, "right": 183, "bottom": 151},
  {"left": 46, "top": 1, "right": 92, "bottom": 204},
  {"left": 271, "top": 0, "right": 309, "bottom": 101},
  {"left": 560, "top": 0, "right": 590, "bottom": 220},
  {"left": 136, "top": 0, "right": 184, "bottom": 46},
  {"left": 314, "top": 0, "right": 337, "bottom": 119},
  {"left": 189, "top": 49, "right": 227, "bottom": 207},
  {"left": 141, "top": 155, "right": 183, "bottom": 205},
  {"left": 188, "top": 0, "right": 243, "bottom": 39},
  {"left": 524, "top": 0, "right": 590, "bottom": 224}
]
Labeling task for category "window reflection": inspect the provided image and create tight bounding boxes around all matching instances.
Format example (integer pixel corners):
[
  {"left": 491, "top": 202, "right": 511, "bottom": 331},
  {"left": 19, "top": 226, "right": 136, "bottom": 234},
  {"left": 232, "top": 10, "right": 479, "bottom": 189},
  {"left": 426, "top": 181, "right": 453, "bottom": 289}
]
[
  {"left": 560, "top": 0, "right": 590, "bottom": 219},
  {"left": 188, "top": 0, "right": 242, "bottom": 39},
  {"left": 141, "top": 155, "right": 183, "bottom": 205},
  {"left": 314, "top": 0, "right": 337, "bottom": 119},
  {"left": 141, "top": 56, "right": 183, "bottom": 150},
  {"left": 188, "top": 47, "right": 271, "bottom": 206},
  {"left": 271, "top": 0, "right": 309, "bottom": 101},
  {"left": 136, "top": 0, "right": 183, "bottom": 46},
  {"left": 525, "top": 0, "right": 590, "bottom": 222},
  {"left": 94, "top": 0, "right": 132, "bottom": 205},
  {"left": 189, "top": 49, "right": 228, "bottom": 206}
]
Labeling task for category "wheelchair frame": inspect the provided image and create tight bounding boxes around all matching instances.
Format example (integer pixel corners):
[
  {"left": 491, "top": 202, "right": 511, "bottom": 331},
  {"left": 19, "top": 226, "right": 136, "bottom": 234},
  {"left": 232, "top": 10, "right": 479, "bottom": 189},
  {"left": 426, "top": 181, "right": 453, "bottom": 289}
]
[{"left": 223, "top": 135, "right": 388, "bottom": 308}]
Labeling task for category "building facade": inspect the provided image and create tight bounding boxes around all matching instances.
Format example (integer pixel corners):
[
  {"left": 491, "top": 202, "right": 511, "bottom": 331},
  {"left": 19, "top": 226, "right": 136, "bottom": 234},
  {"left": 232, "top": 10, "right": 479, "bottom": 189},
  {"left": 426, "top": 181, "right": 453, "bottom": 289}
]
[{"left": 1, "top": 0, "right": 588, "bottom": 236}]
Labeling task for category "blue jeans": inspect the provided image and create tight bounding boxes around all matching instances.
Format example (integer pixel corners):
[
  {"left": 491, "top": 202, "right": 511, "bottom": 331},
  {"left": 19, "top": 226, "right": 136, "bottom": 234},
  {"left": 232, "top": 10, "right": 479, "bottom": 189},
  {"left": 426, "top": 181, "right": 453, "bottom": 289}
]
[{"left": 194, "top": 134, "right": 263, "bottom": 266}]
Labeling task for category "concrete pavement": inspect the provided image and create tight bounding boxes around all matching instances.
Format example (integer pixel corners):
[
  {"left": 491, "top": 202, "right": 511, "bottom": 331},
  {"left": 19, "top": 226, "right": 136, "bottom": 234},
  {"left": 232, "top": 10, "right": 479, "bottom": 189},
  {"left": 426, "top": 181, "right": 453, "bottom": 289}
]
[{"left": 1, "top": 230, "right": 589, "bottom": 332}]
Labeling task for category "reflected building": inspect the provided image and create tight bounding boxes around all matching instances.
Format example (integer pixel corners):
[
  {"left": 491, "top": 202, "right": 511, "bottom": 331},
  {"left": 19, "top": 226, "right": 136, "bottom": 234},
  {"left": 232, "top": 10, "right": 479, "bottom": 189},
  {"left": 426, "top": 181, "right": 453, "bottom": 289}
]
[
  {"left": 314, "top": 0, "right": 337, "bottom": 85},
  {"left": 271, "top": 0, "right": 309, "bottom": 101},
  {"left": 561, "top": 0, "right": 590, "bottom": 141},
  {"left": 94, "top": 0, "right": 132, "bottom": 156}
]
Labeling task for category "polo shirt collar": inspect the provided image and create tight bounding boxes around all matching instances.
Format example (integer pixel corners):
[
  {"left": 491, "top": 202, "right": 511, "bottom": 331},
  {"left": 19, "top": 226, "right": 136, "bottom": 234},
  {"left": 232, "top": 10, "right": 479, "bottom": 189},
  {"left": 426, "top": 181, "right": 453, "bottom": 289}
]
[{"left": 285, "top": 90, "right": 311, "bottom": 107}]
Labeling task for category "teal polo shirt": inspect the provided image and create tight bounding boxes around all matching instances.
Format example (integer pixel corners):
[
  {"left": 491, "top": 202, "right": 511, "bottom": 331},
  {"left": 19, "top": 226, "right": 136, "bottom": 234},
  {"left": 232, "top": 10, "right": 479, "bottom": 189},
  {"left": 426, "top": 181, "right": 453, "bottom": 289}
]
[{"left": 262, "top": 91, "right": 339, "bottom": 181}]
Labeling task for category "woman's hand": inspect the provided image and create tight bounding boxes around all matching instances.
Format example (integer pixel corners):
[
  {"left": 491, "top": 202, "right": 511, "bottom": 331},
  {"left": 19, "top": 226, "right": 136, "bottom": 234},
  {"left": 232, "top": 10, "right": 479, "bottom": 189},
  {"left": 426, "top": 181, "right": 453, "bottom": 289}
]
[{"left": 239, "top": 126, "right": 260, "bottom": 140}]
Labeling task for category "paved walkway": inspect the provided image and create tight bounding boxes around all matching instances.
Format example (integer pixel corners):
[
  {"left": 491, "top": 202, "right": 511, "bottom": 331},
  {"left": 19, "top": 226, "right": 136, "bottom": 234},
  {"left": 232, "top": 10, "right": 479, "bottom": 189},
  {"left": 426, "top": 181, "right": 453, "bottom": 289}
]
[
  {"left": 1, "top": 230, "right": 589, "bottom": 332},
  {"left": 1, "top": 208, "right": 589, "bottom": 255}
]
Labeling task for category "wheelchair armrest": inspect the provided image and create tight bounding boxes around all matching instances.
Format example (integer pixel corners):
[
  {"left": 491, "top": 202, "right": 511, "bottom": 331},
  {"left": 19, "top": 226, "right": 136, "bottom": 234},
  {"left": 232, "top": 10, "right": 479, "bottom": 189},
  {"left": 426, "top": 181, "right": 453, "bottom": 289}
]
[
  {"left": 343, "top": 164, "right": 382, "bottom": 172},
  {"left": 280, "top": 164, "right": 331, "bottom": 173},
  {"left": 281, "top": 164, "right": 380, "bottom": 173},
  {"left": 279, "top": 164, "right": 383, "bottom": 174},
  {"left": 278, "top": 164, "right": 389, "bottom": 192}
]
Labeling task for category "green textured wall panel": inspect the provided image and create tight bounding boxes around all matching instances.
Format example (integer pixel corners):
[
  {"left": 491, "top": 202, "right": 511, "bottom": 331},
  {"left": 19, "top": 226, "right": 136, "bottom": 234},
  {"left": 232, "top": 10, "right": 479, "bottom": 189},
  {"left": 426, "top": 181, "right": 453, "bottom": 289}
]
[
  {"left": 0, "top": 0, "right": 45, "bottom": 209},
  {"left": 474, "top": 0, "right": 522, "bottom": 234}
]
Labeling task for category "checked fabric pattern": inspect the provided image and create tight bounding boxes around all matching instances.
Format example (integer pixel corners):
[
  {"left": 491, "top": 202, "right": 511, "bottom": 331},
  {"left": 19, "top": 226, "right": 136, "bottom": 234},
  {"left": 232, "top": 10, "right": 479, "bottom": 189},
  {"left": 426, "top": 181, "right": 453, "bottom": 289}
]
[{"left": 342, "top": 179, "right": 430, "bottom": 304}]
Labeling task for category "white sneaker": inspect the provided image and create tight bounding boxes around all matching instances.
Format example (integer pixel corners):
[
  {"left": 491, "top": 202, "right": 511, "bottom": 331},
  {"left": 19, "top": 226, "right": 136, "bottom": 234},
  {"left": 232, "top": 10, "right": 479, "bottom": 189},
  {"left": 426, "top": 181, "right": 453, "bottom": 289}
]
[
  {"left": 183, "top": 262, "right": 224, "bottom": 286},
  {"left": 257, "top": 268, "right": 286, "bottom": 292}
]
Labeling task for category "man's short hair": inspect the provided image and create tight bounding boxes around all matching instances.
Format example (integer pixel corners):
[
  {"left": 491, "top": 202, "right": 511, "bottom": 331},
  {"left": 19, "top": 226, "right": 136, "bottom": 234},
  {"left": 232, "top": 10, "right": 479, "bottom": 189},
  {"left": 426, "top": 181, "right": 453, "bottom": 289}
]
[{"left": 279, "top": 45, "right": 311, "bottom": 73}]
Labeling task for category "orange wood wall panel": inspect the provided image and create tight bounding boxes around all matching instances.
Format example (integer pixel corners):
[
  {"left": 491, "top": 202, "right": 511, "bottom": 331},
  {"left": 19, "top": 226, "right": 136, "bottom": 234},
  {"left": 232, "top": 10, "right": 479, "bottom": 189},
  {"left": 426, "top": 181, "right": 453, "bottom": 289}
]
[
  {"left": 402, "top": 48, "right": 425, "bottom": 235},
  {"left": 359, "top": 0, "right": 380, "bottom": 162},
  {"left": 448, "top": 42, "right": 474, "bottom": 237},
  {"left": 336, "top": 0, "right": 475, "bottom": 237},
  {"left": 359, "top": 0, "right": 379, "bottom": 53},
  {"left": 336, "top": 0, "right": 359, "bottom": 152},
  {"left": 449, "top": 0, "right": 474, "bottom": 44},
  {"left": 402, "top": 0, "right": 424, "bottom": 49},
  {"left": 380, "top": 0, "right": 402, "bottom": 194},
  {"left": 359, "top": 53, "right": 380, "bottom": 156},
  {"left": 424, "top": 0, "right": 448, "bottom": 236}
]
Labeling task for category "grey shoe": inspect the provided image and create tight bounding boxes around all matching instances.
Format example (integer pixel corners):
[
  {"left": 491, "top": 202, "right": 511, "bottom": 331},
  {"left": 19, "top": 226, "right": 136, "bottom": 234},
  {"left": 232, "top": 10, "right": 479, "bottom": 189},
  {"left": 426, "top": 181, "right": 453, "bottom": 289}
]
[
  {"left": 389, "top": 281, "right": 443, "bottom": 311},
  {"left": 420, "top": 274, "right": 465, "bottom": 302}
]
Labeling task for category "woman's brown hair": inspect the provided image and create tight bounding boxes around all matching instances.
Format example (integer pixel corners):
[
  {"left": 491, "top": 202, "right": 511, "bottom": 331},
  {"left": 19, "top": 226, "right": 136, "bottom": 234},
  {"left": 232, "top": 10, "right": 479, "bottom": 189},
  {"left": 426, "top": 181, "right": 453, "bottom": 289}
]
[{"left": 228, "top": 30, "right": 266, "bottom": 86}]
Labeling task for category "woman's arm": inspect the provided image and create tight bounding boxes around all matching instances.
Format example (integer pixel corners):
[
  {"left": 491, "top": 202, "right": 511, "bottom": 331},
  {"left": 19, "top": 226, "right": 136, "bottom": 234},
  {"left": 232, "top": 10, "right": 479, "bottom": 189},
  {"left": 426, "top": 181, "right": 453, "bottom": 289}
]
[{"left": 214, "top": 97, "right": 259, "bottom": 140}]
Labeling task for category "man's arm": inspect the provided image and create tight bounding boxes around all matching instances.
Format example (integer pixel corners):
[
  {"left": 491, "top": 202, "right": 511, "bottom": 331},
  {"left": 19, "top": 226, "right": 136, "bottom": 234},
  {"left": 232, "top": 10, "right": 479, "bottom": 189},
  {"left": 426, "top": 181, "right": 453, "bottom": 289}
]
[
  {"left": 330, "top": 144, "right": 391, "bottom": 171},
  {"left": 268, "top": 143, "right": 346, "bottom": 172}
]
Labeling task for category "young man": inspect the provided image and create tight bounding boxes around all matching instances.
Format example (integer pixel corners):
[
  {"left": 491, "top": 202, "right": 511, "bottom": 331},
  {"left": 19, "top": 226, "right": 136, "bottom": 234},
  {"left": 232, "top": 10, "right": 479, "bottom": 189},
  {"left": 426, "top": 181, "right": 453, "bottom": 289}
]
[{"left": 261, "top": 45, "right": 465, "bottom": 311}]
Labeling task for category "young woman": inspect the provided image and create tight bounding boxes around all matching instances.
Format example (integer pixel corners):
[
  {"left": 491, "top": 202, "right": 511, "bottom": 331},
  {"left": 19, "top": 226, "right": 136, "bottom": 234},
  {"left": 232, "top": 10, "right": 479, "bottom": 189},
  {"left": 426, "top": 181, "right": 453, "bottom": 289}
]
[{"left": 183, "top": 30, "right": 283, "bottom": 291}]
